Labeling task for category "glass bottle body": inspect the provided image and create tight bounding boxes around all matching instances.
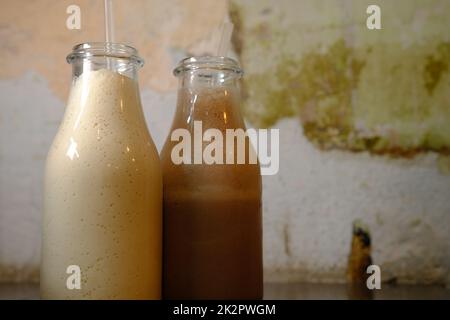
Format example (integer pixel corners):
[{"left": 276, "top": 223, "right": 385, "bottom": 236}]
[
  {"left": 41, "top": 43, "right": 162, "bottom": 299},
  {"left": 161, "top": 57, "right": 263, "bottom": 299}
]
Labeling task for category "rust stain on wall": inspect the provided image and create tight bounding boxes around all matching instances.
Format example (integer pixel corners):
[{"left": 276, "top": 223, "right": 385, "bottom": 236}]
[{"left": 347, "top": 221, "right": 372, "bottom": 283}]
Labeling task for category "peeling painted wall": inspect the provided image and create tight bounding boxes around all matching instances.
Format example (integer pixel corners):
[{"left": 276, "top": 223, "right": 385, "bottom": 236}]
[
  {"left": 232, "top": 0, "right": 450, "bottom": 284},
  {"left": 232, "top": 0, "right": 450, "bottom": 156},
  {"left": 0, "top": 0, "right": 449, "bottom": 285}
]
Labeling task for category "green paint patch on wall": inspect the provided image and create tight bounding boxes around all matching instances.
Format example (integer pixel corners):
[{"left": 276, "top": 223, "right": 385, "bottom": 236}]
[
  {"left": 240, "top": 39, "right": 450, "bottom": 155},
  {"left": 424, "top": 43, "right": 449, "bottom": 95},
  {"left": 231, "top": 0, "right": 450, "bottom": 156}
]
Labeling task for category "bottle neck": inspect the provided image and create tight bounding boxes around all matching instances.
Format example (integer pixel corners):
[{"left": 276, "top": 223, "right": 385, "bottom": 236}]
[
  {"left": 174, "top": 56, "right": 243, "bottom": 90},
  {"left": 68, "top": 42, "right": 143, "bottom": 81},
  {"left": 174, "top": 70, "right": 245, "bottom": 131},
  {"left": 177, "top": 68, "right": 240, "bottom": 89},
  {"left": 71, "top": 58, "right": 140, "bottom": 82},
  {"left": 61, "top": 43, "right": 148, "bottom": 135}
]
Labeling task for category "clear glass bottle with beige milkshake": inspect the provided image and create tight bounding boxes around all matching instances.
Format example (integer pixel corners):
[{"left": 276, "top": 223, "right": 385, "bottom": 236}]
[
  {"left": 161, "top": 56, "right": 263, "bottom": 299},
  {"left": 41, "top": 43, "right": 162, "bottom": 299}
]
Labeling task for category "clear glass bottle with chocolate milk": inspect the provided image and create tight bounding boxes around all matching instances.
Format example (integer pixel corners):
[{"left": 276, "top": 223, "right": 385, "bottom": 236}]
[
  {"left": 161, "top": 56, "right": 263, "bottom": 299},
  {"left": 41, "top": 43, "right": 162, "bottom": 299}
]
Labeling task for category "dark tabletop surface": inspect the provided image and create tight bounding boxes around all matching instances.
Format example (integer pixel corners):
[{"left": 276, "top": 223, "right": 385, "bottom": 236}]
[{"left": 1, "top": 282, "right": 449, "bottom": 300}]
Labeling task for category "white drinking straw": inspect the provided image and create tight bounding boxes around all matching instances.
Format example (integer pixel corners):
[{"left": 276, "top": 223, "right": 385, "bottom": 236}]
[
  {"left": 217, "top": 21, "right": 234, "bottom": 57},
  {"left": 104, "top": 0, "right": 115, "bottom": 43}
]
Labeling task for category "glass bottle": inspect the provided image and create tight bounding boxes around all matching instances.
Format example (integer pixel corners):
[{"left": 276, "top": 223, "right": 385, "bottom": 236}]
[
  {"left": 41, "top": 43, "right": 162, "bottom": 299},
  {"left": 161, "top": 56, "right": 263, "bottom": 299}
]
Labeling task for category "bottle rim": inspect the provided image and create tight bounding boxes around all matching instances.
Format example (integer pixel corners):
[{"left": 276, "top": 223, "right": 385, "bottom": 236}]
[
  {"left": 66, "top": 42, "right": 144, "bottom": 67},
  {"left": 173, "top": 56, "right": 243, "bottom": 77}
]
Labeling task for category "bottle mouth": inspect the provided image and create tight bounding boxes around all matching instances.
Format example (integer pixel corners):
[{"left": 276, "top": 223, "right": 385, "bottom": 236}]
[
  {"left": 66, "top": 42, "right": 144, "bottom": 67},
  {"left": 173, "top": 56, "right": 243, "bottom": 77}
]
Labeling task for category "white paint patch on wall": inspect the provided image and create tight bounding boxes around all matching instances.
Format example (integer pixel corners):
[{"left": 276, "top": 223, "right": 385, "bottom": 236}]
[
  {"left": 140, "top": 88, "right": 176, "bottom": 152},
  {"left": 0, "top": 72, "right": 63, "bottom": 281},
  {"left": 263, "top": 118, "right": 450, "bottom": 284}
]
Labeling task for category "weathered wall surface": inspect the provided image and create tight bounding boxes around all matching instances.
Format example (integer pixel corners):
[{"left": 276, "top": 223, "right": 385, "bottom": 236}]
[
  {"left": 0, "top": 0, "right": 449, "bottom": 284},
  {"left": 231, "top": 0, "right": 450, "bottom": 284}
]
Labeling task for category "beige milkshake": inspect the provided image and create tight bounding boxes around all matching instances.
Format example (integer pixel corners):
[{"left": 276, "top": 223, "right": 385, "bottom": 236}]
[{"left": 41, "top": 43, "right": 162, "bottom": 299}]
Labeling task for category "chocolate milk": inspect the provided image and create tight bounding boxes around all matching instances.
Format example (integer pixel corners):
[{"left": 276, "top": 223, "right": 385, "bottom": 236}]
[{"left": 161, "top": 58, "right": 263, "bottom": 299}]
